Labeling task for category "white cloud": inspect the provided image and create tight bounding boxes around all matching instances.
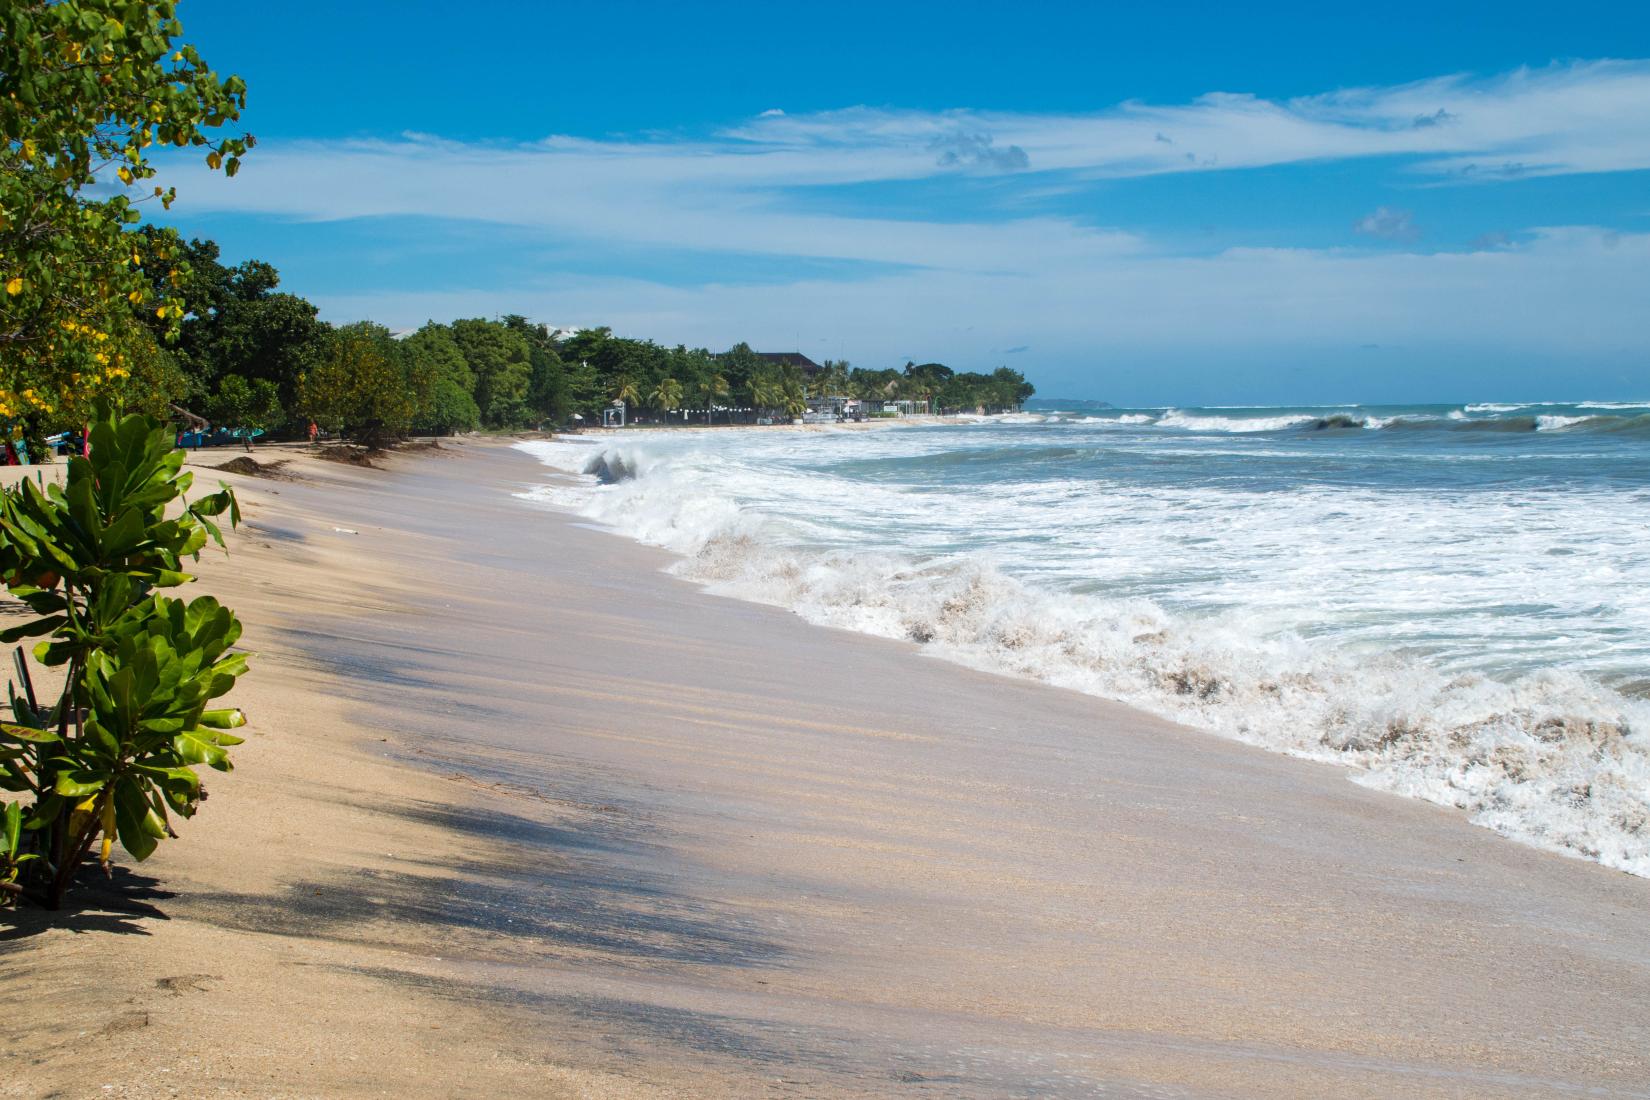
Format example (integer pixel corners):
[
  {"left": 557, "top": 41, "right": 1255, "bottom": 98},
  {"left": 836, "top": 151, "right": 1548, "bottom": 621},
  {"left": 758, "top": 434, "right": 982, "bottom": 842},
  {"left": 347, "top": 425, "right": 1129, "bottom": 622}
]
[
  {"left": 1353, "top": 206, "right": 1420, "bottom": 241},
  {"left": 150, "top": 59, "right": 1650, "bottom": 393},
  {"left": 313, "top": 227, "right": 1650, "bottom": 399},
  {"left": 165, "top": 59, "right": 1650, "bottom": 273}
]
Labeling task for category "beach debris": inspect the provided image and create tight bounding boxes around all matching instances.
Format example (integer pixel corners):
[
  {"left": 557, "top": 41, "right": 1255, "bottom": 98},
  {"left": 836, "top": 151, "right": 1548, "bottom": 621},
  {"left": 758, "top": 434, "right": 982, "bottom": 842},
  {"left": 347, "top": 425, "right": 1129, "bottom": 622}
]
[
  {"left": 155, "top": 974, "right": 221, "bottom": 996},
  {"left": 332, "top": 526, "right": 358, "bottom": 535},
  {"left": 317, "top": 444, "right": 379, "bottom": 467},
  {"left": 213, "top": 455, "right": 294, "bottom": 479}
]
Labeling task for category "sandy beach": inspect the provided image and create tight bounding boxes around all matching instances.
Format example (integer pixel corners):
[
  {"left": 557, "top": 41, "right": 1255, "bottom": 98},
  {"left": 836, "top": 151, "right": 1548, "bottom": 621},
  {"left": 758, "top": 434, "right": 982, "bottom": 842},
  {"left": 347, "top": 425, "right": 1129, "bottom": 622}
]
[{"left": 3, "top": 438, "right": 1647, "bottom": 1099}]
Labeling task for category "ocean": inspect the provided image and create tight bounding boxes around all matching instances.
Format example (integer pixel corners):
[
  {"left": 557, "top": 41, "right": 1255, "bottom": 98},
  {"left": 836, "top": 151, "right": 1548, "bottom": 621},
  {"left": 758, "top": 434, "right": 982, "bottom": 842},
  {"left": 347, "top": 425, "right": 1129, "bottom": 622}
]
[{"left": 518, "top": 401, "right": 1650, "bottom": 877}]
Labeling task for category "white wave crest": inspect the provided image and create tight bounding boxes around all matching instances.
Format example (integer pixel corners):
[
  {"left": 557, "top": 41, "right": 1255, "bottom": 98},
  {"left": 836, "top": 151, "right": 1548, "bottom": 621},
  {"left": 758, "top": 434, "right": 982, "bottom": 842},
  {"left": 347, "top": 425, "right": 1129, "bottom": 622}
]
[
  {"left": 1158, "top": 410, "right": 1316, "bottom": 433},
  {"left": 1074, "top": 413, "right": 1155, "bottom": 425},
  {"left": 1465, "top": 403, "right": 1527, "bottom": 413},
  {"left": 517, "top": 439, "right": 1650, "bottom": 878},
  {"left": 1536, "top": 414, "right": 1591, "bottom": 431}
]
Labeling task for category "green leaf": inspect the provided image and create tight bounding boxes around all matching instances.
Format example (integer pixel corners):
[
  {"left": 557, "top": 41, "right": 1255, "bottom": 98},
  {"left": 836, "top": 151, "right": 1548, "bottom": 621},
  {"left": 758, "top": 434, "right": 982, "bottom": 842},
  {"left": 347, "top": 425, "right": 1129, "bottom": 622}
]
[
  {"left": 113, "top": 779, "right": 159, "bottom": 861},
  {"left": 0, "top": 722, "right": 60, "bottom": 745},
  {"left": 0, "top": 615, "right": 65, "bottom": 643},
  {"left": 173, "top": 729, "right": 232, "bottom": 770},
  {"left": 2, "top": 801, "right": 21, "bottom": 858},
  {"left": 53, "top": 771, "right": 106, "bottom": 798}
]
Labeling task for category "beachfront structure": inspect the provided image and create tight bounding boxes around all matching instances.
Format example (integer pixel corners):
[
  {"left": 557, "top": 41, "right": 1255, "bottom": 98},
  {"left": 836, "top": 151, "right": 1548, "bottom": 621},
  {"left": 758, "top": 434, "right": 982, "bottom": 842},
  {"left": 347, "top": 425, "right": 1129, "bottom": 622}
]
[
  {"left": 753, "top": 351, "right": 823, "bottom": 376},
  {"left": 804, "top": 394, "right": 861, "bottom": 423}
]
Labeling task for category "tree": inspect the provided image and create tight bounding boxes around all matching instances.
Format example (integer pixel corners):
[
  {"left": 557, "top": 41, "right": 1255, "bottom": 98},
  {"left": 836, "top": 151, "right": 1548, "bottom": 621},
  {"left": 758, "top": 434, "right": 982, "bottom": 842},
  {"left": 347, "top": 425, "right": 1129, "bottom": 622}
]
[
  {"left": 750, "top": 371, "right": 781, "bottom": 414},
  {"left": 612, "top": 375, "right": 639, "bottom": 407},
  {"left": 186, "top": 285, "right": 327, "bottom": 417},
  {"left": 0, "top": 0, "right": 253, "bottom": 427},
  {"left": 718, "top": 343, "right": 765, "bottom": 406},
  {"left": 403, "top": 323, "right": 478, "bottom": 435},
  {"left": 814, "top": 360, "right": 850, "bottom": 397},
  {"left": 781, "top": 379, "right": 808, "bottom": 419},
  {"left": 503, "top": 314, "right": 572, "bottom": 425},
  {"left": 205, "top": 374, "right": 281, "bottom": 449},
  {"left": 298, "top": 323, "right": 415, "bottom": 449},
  {"left": 650, "top": 376, "right": 683, "bottom": 415},
  {"left": 450, "top": 318, "right": 531, "bottom": 427},
  {"left": 694, "top": 372, "right": 729, "bottom": 425}
]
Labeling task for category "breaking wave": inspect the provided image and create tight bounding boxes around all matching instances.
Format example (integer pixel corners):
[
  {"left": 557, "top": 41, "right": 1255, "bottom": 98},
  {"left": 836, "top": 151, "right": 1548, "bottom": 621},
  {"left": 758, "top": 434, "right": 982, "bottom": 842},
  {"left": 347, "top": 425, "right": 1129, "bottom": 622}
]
[
  {"left": 519, "top": 438, "right": 1650, "bottom": 878},
  {"left": 1158, "top": 410, "right": 1318, "bottom": 432},
  {"left": 1022, "top": 406, "right": 1650, "bottom": 437}
]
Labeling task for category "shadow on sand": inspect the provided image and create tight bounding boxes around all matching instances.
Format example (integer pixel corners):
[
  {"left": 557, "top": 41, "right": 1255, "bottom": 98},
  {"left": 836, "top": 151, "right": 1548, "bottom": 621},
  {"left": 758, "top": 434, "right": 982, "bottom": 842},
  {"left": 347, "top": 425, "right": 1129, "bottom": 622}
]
[
  {"left": 0, "top": 865, "right": 173, "bottom": 943},
  {"left": 171, "top": 793, "right": 783, "bottom": 971}
]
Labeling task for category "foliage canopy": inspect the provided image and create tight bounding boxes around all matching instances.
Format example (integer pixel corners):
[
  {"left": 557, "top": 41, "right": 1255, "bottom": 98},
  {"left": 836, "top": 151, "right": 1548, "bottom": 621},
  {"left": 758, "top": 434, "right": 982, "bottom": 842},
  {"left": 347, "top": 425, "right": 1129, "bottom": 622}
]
[{"left": 0, "top": 0, "right": 252, "bottom": 425}]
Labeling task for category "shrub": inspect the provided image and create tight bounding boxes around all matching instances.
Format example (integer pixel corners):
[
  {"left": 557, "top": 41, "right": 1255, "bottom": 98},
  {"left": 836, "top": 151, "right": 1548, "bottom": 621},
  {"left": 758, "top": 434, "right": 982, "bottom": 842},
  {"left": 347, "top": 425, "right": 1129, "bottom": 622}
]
[{"left": 0, "top": 407, "right": 246, "bottom": 909}]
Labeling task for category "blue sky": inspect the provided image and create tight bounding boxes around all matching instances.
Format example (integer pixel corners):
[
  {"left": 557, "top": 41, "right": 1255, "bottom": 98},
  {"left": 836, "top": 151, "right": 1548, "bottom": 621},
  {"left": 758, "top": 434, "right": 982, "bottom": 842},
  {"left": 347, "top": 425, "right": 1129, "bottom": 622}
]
[{"left": 156, "top": 0, "right": 1650, "bottom": 404}]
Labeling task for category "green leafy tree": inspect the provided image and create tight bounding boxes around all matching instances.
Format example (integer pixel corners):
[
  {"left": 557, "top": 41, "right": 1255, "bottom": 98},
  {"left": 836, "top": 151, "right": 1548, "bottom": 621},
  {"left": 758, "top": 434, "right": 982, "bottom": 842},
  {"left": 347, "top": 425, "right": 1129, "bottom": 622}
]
[
  {"left": 450, "top": 318, "right": 531, "bottom": 427},
  {"left": 0, "top": 0, "right": 253, "bottom": 426},
  {"left": 503, "top": 315, "right": 570, "bottom": 425},
  {"left": 205, "top": 374, "right": 282, "bottom": 449},
  {"left": 717, "top": 343, "right": 764, "bottom": 407},
  {"left": 106, "top": 323, "right": 188, "bottom": 419},
  {"left": 403, "top": 323, "right": 479, "bottom": 434},
  {"left": 298, "top": 323, "right": 415, "bottom": 449},
  {"left": 612, "top": 375, "right": 639, "bottom": 408},
  {"left": 0, "top": 407, "right": 244, "bottom": 909}
]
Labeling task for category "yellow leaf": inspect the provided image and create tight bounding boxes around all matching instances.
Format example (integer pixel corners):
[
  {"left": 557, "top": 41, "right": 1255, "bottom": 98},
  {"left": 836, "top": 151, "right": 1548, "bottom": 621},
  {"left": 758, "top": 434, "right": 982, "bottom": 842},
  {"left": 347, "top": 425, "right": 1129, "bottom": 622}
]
[
  {"left": 206, "top": 151, "right": 222, "bottom": 171},
  {"left": 127, "top": 290, "right": 143, "bottom": 304},
  {"left": 117, "top": 166, "right": 133, "bottom": 185},
  {"left": 4, "top": 277, "right": 21, "bottom": 296}
]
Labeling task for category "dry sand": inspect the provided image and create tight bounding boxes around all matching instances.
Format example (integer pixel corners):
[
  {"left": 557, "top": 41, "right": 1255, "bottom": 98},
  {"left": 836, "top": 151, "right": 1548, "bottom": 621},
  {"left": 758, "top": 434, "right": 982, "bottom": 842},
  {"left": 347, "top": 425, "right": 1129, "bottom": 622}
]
[{"left": 1, "top": 438, "right": 1646, "bottom": 1099}]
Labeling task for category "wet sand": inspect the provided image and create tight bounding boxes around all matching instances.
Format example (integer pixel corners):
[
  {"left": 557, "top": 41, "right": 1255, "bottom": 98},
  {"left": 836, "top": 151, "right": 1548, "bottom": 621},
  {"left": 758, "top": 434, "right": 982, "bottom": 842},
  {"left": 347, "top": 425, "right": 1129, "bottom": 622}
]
[{"left": 3, "top": 439, "right": 1647, "bottom": 1098}]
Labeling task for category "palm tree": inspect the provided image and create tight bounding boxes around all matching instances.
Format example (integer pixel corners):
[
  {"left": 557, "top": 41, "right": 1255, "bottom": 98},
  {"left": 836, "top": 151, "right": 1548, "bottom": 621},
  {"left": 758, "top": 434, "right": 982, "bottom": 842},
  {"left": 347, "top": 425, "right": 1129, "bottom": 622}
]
[
  {"left": 651, "top": 376, "right": 683, "bottom": 415},
  {"left": 781, "top": 381, "right": 808, "bottom": 420},
  {"left": 612, "top": 375, "right": 640, "bottom": 407},
  {"left": 750, "top": 372, "right": 781, "bottom": 414},
  {"left": 695, "top": 372, "right": 729, "bottom": 424}
]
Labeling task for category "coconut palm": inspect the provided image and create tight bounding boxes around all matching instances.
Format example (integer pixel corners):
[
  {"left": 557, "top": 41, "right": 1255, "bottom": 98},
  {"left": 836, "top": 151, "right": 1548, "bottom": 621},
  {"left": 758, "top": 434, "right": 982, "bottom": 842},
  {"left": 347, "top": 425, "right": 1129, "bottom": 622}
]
[
  {"left": 612, "top": 375, "right": 640, "bottom": 407},
  {"left": 651, "top": 376, "right": 683, "bottom": 414},
  {"left": 750, "top": 372, "right": 781, "bottom": 414},
  {"left": 781, "top": 381, "right": 808, "bottom": 419},
  {"left": 695, "top": 372, "right": 729, "bottom": 424}
]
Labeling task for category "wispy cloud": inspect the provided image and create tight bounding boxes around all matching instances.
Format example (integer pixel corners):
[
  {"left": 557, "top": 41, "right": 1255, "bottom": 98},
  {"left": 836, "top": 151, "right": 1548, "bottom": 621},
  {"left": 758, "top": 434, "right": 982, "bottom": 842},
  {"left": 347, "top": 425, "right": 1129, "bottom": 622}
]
[
  {"left": 1354, "top": 206, "right": 1420, "bottom": 241},
  {"left": 312, "top": 226, "right": 1650, "bottom": 368},
  {"left": 928, "top": 130, "right": 1031, "bottom": 172},
  {"left": 154, "top": 59, "right": 1650, "bottom": 392},
  {"left": 170, "top": 60, "right": 1650, "bottom": 261}
]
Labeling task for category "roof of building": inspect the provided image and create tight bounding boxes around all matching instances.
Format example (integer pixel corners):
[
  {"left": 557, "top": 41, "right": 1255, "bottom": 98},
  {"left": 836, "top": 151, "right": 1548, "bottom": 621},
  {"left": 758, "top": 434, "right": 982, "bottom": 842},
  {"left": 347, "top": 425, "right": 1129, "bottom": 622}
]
[{"left": 752, "top": 351, "right": 823, "bottom": 373}]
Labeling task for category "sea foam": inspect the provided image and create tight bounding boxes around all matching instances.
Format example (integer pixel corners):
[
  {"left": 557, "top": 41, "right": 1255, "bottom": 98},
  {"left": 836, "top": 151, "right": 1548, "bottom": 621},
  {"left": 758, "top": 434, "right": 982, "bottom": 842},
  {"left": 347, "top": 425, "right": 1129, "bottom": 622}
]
[
  {"left": 518, "top": 434, "right": 1650, "bottom": 878},
  {"left": 1158, "top": 409, "right": 1317, "bottom": 432}
]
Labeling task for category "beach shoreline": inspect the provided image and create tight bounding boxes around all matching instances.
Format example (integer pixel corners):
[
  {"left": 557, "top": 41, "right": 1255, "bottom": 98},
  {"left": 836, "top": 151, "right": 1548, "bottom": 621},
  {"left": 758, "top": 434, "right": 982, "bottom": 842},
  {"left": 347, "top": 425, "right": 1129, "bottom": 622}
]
[{"left": 3, "top": 438, "right": 1647, "bottom": 1098}]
